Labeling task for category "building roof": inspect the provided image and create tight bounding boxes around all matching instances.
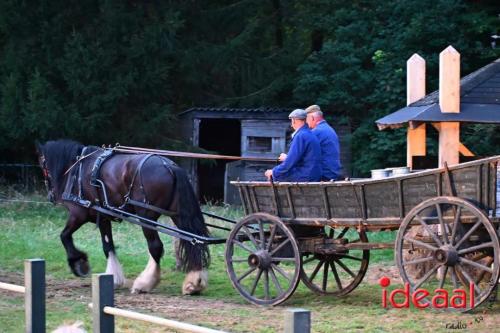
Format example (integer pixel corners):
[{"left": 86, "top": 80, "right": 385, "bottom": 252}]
[
  {"left": 178, "top": 107, "right": 292, "bottom": 118},
  {"left": 376, "top": 58, "right": 500, "bottom": 130}
]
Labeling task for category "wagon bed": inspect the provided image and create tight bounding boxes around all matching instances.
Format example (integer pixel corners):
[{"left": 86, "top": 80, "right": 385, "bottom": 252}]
[{"left": 232, "top": 155, "right": 499, "bottom": 228}]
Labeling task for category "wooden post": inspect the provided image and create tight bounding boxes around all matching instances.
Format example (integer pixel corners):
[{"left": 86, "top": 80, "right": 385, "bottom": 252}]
[
  {"left": 284, "top": 308, "right": 310, "bottom": 333},
  {"left": 438, "top": 123, "right": 460, "bottom": 166},
  {"left": 24, "top": 259, "right": 45, "bottom": 333},
  {"left": 406, "top": 54, "right": 426, "bottom": 169},
  {"left": 438, "top": 46, "right": 460, "bottom": 166},
  {"left": 432, "top": 123, "right": 474, "bottom": 157},
  {"left": 92, "top": 274, "right": 115, "bottom": 333}
]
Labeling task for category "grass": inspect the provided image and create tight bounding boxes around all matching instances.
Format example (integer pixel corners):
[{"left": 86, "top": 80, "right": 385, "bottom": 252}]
[{"left": 0, "top": 194, "right": 499, "bottom": 332}]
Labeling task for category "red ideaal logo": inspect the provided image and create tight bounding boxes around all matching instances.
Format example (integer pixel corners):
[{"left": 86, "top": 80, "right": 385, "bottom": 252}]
[{"left": 379, "top": 276, "right": 475, "bottom": 309}]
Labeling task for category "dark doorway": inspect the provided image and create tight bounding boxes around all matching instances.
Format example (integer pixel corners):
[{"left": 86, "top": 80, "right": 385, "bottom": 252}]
[{"left": 198, "top": 118, "right": 241, "bottom": 203}]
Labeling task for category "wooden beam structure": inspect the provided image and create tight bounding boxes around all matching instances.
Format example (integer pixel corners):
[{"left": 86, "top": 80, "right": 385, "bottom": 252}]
[
  {"left": 432, "top": 123, "right": 474, "bottom": 157},
  {"left": 438, "top": 46, "right": 460, "bottom": 166},
  {"left": 406, "top": 54, "right": 426, "bottom": 169}
]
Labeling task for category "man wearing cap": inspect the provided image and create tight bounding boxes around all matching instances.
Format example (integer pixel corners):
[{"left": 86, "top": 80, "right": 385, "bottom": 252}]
[
  {"left": 305, "top": 105, "right": 342, "bottom": 181},
  {"left": 264, "top": 109, "right": 321, "bottom": 182}
]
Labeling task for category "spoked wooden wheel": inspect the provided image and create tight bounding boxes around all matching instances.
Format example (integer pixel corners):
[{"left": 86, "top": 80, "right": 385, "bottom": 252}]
[
  {"left": 396, "top": 196, "right": 500, "bottom": 312},
  {"left": 300, "top": 226, "right": 370, "bottom": 296},
  {"left": 225, "top": 213, "right": 301, "bottom": 306}
]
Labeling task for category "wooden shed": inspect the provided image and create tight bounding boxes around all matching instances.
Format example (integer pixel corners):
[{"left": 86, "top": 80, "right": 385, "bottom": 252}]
[
  {"left": 178, "top": 107, "right": 351, "bottom": 204},
  {"left": 178, "top": 107, "right": 290, "bottom": 203}
]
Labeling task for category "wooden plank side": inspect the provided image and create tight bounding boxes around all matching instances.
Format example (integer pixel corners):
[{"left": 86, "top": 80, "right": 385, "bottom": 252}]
[
  {"left": 448, "top": 165, "right": 478, "bottom": 202},
  {"left": 364, "top": 181, "right": 400, "bottom": 218},
  {"left": 402, "top": 174, "right": 439, "bottom": 212},
  {"left": 274, "top": 187, "right": 294, "bottom": 218},
  {"left": 477, "top": 164, "right": 482, "bottom": 206},
  {"left": 491, "top": 162, "right": 498, "bottom": 216},
  {"left": 238, "top": 186, "right": 249, "bottom": 215},
  {"left": 250, "top": 185, "right": 292, "bottom": 217},
  {"left": 289, "top": 186, "right": 327, "bottom": 219},
  {"left": 481, "top": 163, "right": 488, "bottom": 212},
  {"left": 242, "top": 186, "right": 254, "bottom": 214},
  {"left": 286, "top": 187, "right": 296, "bottom": 219},
  {"left": 326, "top": 185, "right": 363, "bottom": 219},
  {"left": 253, "top": 186, "right": 274, "bottom": 214}
]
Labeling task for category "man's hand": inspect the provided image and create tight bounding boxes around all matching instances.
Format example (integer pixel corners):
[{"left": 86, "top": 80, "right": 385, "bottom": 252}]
[
  {"left": 278, "top": 153, "right": 287, "bottom": 162},
  {"left": 264, "top": 169, "right": 273, "bottom": 180}
]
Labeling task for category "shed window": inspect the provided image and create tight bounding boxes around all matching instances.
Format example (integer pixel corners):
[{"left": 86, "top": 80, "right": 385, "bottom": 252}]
[{"left": 247, "top": 136, "right": 272, "bottom": 153}]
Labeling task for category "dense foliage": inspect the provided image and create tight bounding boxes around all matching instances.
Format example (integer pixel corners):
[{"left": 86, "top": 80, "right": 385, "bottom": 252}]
[{"left": 0, "top": 0, "right": 498, "bottom": 174}]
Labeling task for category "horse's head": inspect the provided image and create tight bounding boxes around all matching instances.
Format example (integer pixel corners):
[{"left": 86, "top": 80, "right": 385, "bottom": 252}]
[
  {"left": 35, "top": 141, "right": 56, "bottom": 204},
  {"left": 35, "top": 140, "right": 84, "bottom": 204}
]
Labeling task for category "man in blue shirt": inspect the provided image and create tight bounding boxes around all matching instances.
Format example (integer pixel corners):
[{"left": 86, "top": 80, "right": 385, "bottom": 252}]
[
  {"left": 264, "top": 109, "right": 321, "bottom": 182},
  {"left": 305, "top": 105, "right": 342, "bottom": 181}
]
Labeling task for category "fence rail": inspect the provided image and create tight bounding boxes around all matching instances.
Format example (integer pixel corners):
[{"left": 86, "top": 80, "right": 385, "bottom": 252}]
[
  {"left": 90, "top": 273, "right": 311, "bottom": 333},
  {"left": 0, "top": 259, "right": 46, "bottom": 333},
  {"left": 0, "top": 281, "right": 26, "bottom": 293},
  {"left": 0, "top": 163, "right": 43, "bottom": 192}
]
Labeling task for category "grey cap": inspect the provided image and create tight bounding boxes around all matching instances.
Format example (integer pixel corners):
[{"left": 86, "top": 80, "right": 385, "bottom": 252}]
[{"left": 288, "top": 108, "right": 307, "bottom": 120}]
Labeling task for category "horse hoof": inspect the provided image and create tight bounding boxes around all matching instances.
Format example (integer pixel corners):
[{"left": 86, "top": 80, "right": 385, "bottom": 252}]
[
  {"left": 182, "top": 270, "right": 208, "bottom": 295},
  {"left": 130, "top": 279, "right": 156, "bottom": 294},
  {"left": 72, "top": 258, "right": 91, "bottom": 277},
  {"left": 130, "top": 284, "right": 152, "bottom": 294},
  {"left": 130, "top": 287, "right": 143, "bottom": 294}
]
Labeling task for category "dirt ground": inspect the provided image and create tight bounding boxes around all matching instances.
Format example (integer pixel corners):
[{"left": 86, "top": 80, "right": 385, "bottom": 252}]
[
  {"left": 4, "top": 265, "right": 498, "bottom": 333},
  {"left": 0, "top": 268, "right": 282, "bottom": 332},
  {"left": 0, "top": 264, "right": 403, "bottom": 332},
  {"left": 0, "top": 265, "right": 399, "bottom": 331}
]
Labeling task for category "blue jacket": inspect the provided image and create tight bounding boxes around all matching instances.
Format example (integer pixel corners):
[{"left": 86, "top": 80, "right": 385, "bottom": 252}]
[
  {"left": 313, "top": 120, "right": 342, "bottom": 180},
  {"left": 272, "top": 125, "right": 321, "bottom": 182}
]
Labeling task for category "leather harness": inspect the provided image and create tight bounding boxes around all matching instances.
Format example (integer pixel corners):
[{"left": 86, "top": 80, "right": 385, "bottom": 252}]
[{"left": 62, "top": 147, "right": 178, "bottom": 218}]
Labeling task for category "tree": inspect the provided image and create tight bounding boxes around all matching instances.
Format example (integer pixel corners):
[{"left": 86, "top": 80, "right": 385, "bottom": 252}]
[
  {"left": 0, "top": 0, "right": 498, "bottom": 168},
  {"left": 292, "top": 0, "right": 499, "bottom": 175}
]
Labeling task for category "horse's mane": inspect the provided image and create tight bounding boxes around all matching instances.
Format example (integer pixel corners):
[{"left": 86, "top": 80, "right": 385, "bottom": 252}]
[{"left": 40, "top": 140, "right": 85, "bottom": 191}]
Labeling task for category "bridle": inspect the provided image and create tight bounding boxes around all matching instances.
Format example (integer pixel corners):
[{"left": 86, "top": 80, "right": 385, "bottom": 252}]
[{"left": 39, "top": 154, "right": 56, "bottom": 204}]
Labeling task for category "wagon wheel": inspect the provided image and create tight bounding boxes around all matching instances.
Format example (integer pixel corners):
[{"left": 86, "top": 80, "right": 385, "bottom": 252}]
[
  {"left": 225, "top": 213, "right": 301, "bottom": 306},
  {"left": 300, "top": 226, "right": 370, "bottom": 296},
  {"left": 396, "top": 196, "right": 500, "bottom": 312}
]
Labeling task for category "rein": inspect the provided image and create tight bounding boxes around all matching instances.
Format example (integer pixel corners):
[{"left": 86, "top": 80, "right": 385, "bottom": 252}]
[
  {"left": 113, "top": 145, "right": 276, "bottom": 162},
  {"left": 63, "top": 149, "right": 100, "bottom": 176}
]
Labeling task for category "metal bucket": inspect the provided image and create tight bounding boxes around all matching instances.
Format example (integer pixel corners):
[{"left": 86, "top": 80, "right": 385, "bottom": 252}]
[
  {"left": 371, "top": 169, "right": 390, "bottom": 179},
  {"left": 387, "top": 167, "right": 410, "bottom": 176}
]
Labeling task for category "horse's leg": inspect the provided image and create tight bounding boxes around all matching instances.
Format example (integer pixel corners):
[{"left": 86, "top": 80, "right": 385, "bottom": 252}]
[
  {"left": 171, "top": 216, "right": 209, "bottom": 295},
  {"left": 61, "top": 214, "right": 90, "bottom": 277},
  {"left": 131, "top": 227, "right": 163, "bottom": 294},
  {"left": 98, "top": 219, "right": 125, "bottom": 288},
  {"left": 173, "top": 238, "right": 182, "bottom": 271}
]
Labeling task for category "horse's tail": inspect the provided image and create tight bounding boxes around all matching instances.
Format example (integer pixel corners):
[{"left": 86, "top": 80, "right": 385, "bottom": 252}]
[{"left": 171, "top": 165, "right": 210, "bottom": 272}]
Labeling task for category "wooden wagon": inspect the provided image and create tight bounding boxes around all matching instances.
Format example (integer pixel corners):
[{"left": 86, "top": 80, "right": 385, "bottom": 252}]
[{"left": 225, "top": 155, "right": 500, "bottom": 311}]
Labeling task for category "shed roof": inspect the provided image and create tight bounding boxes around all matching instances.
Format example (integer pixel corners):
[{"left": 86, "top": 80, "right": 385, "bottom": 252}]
[
  {"left": 376, "top": 58, "right": 500, "bottom": 129},
  {"left": 178, "top": 107, "right": 292, "bottom": 119}
]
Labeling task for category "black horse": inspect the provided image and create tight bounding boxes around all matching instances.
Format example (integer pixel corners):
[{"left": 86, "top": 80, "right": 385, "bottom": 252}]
[{"left": 36, "top": 139, "right": 210, "bottom": 294}]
